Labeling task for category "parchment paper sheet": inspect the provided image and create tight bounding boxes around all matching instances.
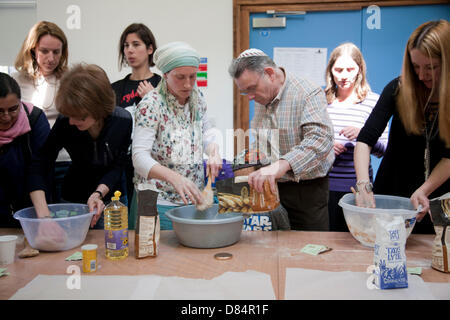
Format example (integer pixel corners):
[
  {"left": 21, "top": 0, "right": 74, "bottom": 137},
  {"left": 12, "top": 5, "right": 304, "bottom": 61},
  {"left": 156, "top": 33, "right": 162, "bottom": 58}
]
[
  {"left": 285, "top": 268, "right": 450, "bottom": 300},
  {"left": 10, "top": 270, "right": 275, "bottom": 300}
]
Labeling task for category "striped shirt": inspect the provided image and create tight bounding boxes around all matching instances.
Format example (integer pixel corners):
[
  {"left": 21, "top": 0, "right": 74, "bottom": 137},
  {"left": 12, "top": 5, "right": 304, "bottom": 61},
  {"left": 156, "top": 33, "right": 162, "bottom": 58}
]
[
  {"left": 327, "top": 92, "right": 389, "bottom": 192},
  {"left": 251, "top": 70, "right": 334, "bottom": 182}
]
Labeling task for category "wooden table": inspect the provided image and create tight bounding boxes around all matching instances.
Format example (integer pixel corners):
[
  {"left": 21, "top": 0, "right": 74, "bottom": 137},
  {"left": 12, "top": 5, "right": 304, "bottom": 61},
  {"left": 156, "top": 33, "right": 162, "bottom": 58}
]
[{"left": 0, "top": 229, "right": 448, "bottom": 300}]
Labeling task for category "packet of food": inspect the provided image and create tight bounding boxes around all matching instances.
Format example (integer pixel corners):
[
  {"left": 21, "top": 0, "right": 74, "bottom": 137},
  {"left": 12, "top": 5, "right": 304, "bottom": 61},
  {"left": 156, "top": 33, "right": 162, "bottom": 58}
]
[
  {"left": 215, "top": 175, "right": 280, "bottom": 214},
  {"left": 430, "top": 192, "right": 450, "bottom": 273},
  {"left": 372, "top": 214, "right": 408, "bottom": 289},
  {"left": 135, "top": 189, "right": 160, "bottom": 259}
]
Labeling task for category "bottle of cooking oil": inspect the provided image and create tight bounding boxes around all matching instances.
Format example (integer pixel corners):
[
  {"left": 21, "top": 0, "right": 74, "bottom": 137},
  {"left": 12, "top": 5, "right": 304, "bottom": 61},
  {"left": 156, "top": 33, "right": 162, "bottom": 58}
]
[{"left": 104, "top": 191, "right": 128, "bottom": 260}]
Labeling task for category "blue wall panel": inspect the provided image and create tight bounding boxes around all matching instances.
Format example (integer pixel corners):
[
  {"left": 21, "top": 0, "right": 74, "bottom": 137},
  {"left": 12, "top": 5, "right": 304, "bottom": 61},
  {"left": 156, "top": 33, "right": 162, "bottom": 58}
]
[
  {"left": 362, "top": 5, "right": 450, "bottom": 94},
  {"left": 249, "top": 4, "right": 449, "bottom": 178},
  {"left": 250, "top": 10, "right": 361, "bottom": 123}
]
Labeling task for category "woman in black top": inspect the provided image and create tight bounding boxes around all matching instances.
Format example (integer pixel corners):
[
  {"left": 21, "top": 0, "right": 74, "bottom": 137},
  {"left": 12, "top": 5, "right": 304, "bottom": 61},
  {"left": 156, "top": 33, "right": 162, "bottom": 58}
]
[
  {"left": 0, "top": 73, "right": 50, "bottom": 228},
  {"left": 111, "top": 23, "right": 161, "bottom": 110},
  {"left": 354, "top": 20, "right": 450, "bottom": 234},
  {"left": 111, "top": 23, "right": 161, "bottom": 216},
  {"left": 31, "top": 64, "right": 132, "bottom": 229}
]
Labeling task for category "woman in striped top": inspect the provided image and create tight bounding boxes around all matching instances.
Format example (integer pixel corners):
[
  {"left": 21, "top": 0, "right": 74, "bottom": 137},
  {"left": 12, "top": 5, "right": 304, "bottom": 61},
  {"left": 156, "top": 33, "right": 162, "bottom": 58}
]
[{"left": 325, "top": 43, "right": 389, "bottom": 231}]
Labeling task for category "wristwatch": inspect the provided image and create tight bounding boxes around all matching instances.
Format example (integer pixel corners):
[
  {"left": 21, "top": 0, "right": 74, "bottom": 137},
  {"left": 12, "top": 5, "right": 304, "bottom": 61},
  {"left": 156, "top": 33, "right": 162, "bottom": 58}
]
[{"left": 354, "top": 181, "right": 373, "bottom": 193}]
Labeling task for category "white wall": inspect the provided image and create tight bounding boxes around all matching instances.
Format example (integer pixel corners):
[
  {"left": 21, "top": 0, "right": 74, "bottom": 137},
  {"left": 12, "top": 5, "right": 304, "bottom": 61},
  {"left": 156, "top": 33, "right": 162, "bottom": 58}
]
[
  {"left": 0, "top": 5, "right": 36, "bottom": 66},
  {"left": 0, "top": 0, "right": 234, "bottom": 159}
]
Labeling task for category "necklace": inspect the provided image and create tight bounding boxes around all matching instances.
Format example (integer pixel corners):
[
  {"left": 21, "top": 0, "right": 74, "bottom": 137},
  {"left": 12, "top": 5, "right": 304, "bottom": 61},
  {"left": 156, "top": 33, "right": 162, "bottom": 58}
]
[
  {"left": 423, "top": 105, "right": 439, "bottom": 180},
  {"left": 35, "top": 75, "right": 57, "bottom": 111}
]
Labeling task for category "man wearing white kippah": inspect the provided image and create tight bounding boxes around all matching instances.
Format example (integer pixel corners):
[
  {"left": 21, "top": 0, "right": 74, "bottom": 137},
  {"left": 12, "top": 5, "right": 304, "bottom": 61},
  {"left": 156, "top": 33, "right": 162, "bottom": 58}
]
[
  {"left": 132, "top": 42, "right": 222, "bottom": 230},
  {"left": 229, "top": 49, "right": 335, "bottom": 231}
]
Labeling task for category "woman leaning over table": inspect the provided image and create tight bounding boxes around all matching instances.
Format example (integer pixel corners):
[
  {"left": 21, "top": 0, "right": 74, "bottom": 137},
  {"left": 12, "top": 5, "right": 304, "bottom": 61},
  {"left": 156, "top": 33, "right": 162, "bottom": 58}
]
[
  {"left": 0, "top": 73, "right": 50, "bottom": 228},
  {"left": 30, "top": 64, "right": 132, "bottom": 229},
  {"left": 325, "top": 42, "right": 388, "bottom": 232},
  {"left": 354, "top": 20, "right": 450, "bottom": 234},
  {"left": 12, "top": 21, "right": 71, "bottom": 203},
  {"left": 132, "top": 42, "right": 222, "bottom": 230}
]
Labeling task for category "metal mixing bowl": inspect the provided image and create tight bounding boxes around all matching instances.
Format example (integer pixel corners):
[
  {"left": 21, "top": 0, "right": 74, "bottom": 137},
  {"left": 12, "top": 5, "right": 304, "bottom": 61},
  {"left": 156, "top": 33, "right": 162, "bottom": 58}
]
[{"left": 165, "top": 204, "right": 243, "bottom": 248}]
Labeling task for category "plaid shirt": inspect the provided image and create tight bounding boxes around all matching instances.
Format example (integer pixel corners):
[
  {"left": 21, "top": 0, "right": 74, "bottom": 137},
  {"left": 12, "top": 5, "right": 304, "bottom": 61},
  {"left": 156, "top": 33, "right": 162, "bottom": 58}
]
[{"left": 251, "top": 70, "right": 334, "bottom": 182}]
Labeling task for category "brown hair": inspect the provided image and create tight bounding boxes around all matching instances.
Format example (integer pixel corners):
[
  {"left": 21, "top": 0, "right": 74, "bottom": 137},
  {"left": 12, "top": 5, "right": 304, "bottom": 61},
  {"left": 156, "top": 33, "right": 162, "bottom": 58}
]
[
  {"left": 324, "top": 42, "right": 371, "bottom": 104},
  {"left": 14, "top": 21, "right": 68, "bottom": 80},
  {"left": 397, "top": 20, "right": 450, "bottom": 146},
  {"left": 118, "top": 23, "right": 157, "bottom": 71},
  {"left": 56, "top": 64, "right": 115, "bottom": 120}
]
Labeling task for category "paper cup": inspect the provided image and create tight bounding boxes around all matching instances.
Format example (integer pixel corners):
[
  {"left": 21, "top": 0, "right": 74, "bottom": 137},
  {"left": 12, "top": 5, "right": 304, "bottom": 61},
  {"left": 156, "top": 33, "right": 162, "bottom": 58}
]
[{"left": 0, "top": 235, "right": 18, "bottom": 265}]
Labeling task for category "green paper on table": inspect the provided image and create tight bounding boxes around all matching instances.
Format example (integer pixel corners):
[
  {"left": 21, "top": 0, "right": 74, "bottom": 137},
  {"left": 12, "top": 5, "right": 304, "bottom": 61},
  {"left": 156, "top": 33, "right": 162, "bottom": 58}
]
[
  {"left": 65, "top": 252, "right": 82, "bottom": 261},
  {"left": 300, "top": 244, "right": 332, "bottom": 256},
  {"left": 0, "top": 268, "right": 10, "bottom": 277},
  {"left": 407, "top": 267, "right": 422, "bottom": 275}
]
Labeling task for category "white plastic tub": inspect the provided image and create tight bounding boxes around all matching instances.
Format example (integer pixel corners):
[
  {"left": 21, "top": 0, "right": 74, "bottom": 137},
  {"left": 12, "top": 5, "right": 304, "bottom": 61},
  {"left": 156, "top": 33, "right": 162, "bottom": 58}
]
[
  {"left": 14, "top": 204, "right": 95, "bottom": 251},
  {"left": 338, "top": 194, "right": 417, "bottom": 247}
]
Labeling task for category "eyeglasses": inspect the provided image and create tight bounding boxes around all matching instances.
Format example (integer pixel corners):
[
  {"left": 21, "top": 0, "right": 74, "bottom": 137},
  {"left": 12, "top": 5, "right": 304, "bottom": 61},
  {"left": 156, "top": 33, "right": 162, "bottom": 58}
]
[
  {"left": 0, "top": 104, "right": 20, "bottom": 117},
  {"left": 239, "top": 72, "right": 264, "bottom": 96}
]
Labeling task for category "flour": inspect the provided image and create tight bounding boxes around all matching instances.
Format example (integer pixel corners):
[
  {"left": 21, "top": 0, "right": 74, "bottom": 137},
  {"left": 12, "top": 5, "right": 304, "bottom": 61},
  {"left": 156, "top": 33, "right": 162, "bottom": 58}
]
[
  {"left": 197, "top": 188, "right": 213, "bottom": 211},
  {"left": 373, "top": 214, "right": 408, "bottom": 289},
  {"left": 346, "top": 213, "right": 416, "bottom": 248}
]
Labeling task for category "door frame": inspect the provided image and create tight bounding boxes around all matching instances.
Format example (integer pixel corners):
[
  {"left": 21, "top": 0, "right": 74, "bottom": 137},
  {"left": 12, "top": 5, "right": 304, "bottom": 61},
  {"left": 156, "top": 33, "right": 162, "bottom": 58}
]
[{"left": 232, "top": 0, "right": 448, "bottom": 154}]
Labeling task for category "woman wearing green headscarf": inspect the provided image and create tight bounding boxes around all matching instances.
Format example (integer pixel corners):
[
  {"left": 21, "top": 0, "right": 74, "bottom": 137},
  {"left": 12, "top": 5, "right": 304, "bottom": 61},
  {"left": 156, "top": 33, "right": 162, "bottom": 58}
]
[{"left": 132, "top": 42, "right": 222, "bottom": 229}]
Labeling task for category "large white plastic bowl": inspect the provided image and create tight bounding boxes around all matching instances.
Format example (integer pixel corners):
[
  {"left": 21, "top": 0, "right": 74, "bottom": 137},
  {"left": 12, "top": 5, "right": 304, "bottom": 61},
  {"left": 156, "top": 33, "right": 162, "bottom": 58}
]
[
  {"left": 338, "top": 194, "right": 417, "bottom": 247},
  {"left": 166, "top": 204, "right": 244, "bottom": 249},
  {"left": 14, "top": 204, "right": 95, "bottom": 251}
]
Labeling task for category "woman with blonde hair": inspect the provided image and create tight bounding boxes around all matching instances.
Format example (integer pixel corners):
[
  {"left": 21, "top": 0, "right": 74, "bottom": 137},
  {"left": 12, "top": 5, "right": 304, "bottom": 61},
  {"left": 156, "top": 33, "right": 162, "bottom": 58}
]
[
  {"left": 325, "top": 42, "right": 388, "bottom": 231},
  {"left": 355, "top": 20, "right": 450, "bottom": 234},
  {"left": 12, "top": 21, "right": 70, "bottom": 203},
  {"left": 13, "top": 21, "right": 68, "bottom": 127}
]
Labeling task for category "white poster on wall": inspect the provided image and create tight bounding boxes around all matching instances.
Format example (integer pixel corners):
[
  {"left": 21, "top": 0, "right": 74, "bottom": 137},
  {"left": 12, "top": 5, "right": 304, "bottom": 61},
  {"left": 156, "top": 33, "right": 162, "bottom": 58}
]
[{"left": 273, "top": 47, "right": 327, "bottom": 87}]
